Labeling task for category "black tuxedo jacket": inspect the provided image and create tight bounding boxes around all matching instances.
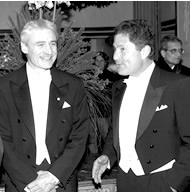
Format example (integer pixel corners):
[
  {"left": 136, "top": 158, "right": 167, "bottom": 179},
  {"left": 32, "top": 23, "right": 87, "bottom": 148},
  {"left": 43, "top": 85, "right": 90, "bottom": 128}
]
[
  {"left": 0, "top": 136, "right": 3, "bottom": 166},
  {"left": 103, "top": 65, "right": 190, "bottom": 191},
  {"left": 156, "top": 57, "right": 190, "bottom": 76},
  {"left": 0, "top": 65, "right": 89, "bottom": 192}
]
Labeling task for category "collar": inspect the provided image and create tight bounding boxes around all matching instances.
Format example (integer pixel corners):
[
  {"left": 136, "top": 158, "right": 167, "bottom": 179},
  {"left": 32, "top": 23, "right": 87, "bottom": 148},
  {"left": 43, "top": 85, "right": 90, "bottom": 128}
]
[
  {"left": 124, "top": 62, "right": 155, "bottom": 85},
  {"left": 26, "top": 62, "right": 51, "bottom": 82},
  {"left": 26, "top": 62, "right": 51, "bottom": 79}
]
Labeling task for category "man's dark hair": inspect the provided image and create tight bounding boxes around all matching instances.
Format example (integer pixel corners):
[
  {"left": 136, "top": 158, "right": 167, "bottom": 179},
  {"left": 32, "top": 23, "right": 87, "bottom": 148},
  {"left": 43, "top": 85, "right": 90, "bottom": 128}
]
[
  {"left": 160, "top": 35, "right": 182, "bottom": 51},
  {"left": 114, "top": 19, "right": 155, "bottom": 59}
]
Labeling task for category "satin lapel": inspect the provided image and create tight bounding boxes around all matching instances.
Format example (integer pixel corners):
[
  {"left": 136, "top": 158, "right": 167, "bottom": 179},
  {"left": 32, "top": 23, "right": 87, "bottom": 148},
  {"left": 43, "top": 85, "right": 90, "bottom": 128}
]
[
  {"left": 46, "top": 82, "right": 69, "bottom": 137},
  {"left": 11, "top": 77, "right": 35, "bottom": 139},
  {"left": 136, "top": 83, "right": 166, "bottom": 141},
  {"left": 112, "top": 81, "right": 126, "bottom": 151}
]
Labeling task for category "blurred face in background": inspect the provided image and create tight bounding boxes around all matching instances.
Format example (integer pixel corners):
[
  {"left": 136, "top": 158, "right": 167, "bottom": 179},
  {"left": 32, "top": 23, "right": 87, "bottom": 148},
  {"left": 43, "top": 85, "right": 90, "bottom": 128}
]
[
  {"left": 95, "top": 55, "right": 106, "bottom": 70},
  {"left": 161, "top": 41, "right": 184, "bottom": 67}
]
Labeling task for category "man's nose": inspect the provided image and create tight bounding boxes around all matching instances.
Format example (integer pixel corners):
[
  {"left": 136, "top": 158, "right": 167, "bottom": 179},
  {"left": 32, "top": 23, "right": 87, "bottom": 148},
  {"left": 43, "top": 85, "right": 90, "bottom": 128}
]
[
  {"left": 113, "top": 50, "right": 119, "bottom": 61},
  {"left": 44, "top": 44, "right": 53, "bottom": 54}
]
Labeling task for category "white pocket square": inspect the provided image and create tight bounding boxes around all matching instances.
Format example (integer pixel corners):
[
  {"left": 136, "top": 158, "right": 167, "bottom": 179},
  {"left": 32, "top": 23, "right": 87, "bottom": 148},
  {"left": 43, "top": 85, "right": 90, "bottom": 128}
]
[
  {"left": 62, "top": 101, "right": 71, "bottom": 109},
  {"left": 156, "top": 105, "right": 168, "bottom": 111}
]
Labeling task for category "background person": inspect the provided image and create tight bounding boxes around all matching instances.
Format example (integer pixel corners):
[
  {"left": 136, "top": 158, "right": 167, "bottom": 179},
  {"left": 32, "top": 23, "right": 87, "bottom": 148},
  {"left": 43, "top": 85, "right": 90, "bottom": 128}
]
[
  {"left": 157, "top": 35, "right": 190, "bottom": 75},
  {"left": 92, "top": 20, "right": 190, "bottom": 192},
  {"left": 94, "top": 51, "right": 109, "bottom": 73},
  {"left": 94, "top": 51, "right": 123, "bottom": 83},
  {"left": 0, "top": 19, "right": 89, "bottom": 192}
]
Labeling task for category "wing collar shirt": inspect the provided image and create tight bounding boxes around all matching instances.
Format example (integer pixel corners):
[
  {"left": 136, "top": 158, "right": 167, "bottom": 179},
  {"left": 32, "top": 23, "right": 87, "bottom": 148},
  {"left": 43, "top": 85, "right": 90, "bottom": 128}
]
[
  {"left": 26, "top": 63, "right": 51, "bottom": 165},
  {"left": 119, "top": 62, "right": 155, "bottom": 175}
]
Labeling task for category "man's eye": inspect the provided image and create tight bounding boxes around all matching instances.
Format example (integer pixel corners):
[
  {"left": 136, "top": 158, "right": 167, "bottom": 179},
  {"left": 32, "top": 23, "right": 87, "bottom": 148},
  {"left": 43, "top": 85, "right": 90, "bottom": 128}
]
[
  {"left": 51, "top": 42, "right": 57, "bottom": 46},
  {"left": 37, "top": 43, "right": 44, "bottom": 47}
]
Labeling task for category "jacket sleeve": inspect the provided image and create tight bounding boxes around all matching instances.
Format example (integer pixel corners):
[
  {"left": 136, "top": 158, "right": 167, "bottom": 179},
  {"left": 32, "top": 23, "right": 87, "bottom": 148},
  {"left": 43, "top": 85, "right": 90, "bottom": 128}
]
[
  {"left": 102, "top": 127, "right": 117, "bottom": 168},
  {"left": 168, "top": 78, "right": 190, "bottom": 191},
  {"left": 0, "top": 90, "right": 38, "bottom": 191}
]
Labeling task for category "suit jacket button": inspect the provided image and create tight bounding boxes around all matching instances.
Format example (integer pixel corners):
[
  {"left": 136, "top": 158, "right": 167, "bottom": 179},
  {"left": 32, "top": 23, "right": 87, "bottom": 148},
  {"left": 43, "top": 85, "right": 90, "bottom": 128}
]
[
  {"left": 153, "top": 129, "right": 157, "bottom": 133},
  {"left": 147, "top": 160, "right": 151, "bottom": 164},
  {"left": 22, "top": 137, "right": 27, "bottom": 141},
  {"left": 150, "top": 145, "right": 154, "bottom": 148},
  {"left": 61, "top": 119, "right": 66, "bottom": 123},
  {"left": 27, "top": 155, "right": 30, "bottom": 159},
  {"left": 17, "top": 119, "right": 21, "bottom": 123},
  {"left": 55, "top": 154, "right": 59, "bottom": 159},
  {"left": 59, "top": 138, "right": 63, "bottom": 141}
]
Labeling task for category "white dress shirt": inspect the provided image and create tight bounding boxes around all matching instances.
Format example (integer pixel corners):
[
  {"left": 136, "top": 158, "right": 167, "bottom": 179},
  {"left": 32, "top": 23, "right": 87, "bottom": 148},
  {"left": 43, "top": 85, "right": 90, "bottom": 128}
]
[
  {"left": 119, "top": 62, "right": 175, "bottom": 175},
  {"left": 119, "top": 63, "right": 155, "bottom": 175},
  {"left": 26, "top": 63, "right": 51, "bottom": 165}
]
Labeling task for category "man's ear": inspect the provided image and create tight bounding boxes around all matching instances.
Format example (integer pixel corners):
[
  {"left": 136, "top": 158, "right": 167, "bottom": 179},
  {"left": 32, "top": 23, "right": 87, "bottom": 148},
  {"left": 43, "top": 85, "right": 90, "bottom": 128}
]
[
  {"left": 160, "top": 50, "right": 166, "bottom": 58},
  {"left": 141, "top": 45, "right": 151, "bottom": 60},
  {"left": 20, "top": 42, "right": 28, "bottom": 54}
]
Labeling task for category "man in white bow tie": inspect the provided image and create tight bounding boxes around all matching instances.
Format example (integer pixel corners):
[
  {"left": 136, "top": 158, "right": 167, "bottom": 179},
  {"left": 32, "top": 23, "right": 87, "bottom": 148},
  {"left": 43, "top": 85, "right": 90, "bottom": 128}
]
[
  {"left": 0, "top": 19, "right": 89, "bottom": 192},
  {"left": 92, "top": 19, "right": 190, "bottom": 192}
]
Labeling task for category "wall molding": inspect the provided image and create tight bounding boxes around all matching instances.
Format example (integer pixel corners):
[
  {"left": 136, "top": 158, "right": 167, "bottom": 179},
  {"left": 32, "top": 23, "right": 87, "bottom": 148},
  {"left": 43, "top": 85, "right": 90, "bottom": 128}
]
[{"left": 72, "top": 27, "right": 115, "bottom": 39}]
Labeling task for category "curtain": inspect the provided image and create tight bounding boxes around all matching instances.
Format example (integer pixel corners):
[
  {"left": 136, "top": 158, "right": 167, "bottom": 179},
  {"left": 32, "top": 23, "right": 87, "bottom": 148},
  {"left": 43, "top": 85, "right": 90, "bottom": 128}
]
[{"left": 133, "top": 1, "right": 161, "bottom": 61}]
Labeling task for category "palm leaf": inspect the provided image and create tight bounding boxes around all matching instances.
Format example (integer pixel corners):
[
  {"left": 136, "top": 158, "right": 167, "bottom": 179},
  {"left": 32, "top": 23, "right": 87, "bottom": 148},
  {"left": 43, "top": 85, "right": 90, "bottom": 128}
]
[
  {"left": 8, "top": 16, "right": 20, "bottom": 40},
  {"left": 75, "top": 51, "right": 97, "bottom": 63}
]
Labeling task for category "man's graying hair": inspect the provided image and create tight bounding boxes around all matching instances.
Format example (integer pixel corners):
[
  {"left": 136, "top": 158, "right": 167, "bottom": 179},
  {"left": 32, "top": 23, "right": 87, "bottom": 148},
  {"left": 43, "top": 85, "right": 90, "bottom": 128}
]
[
  {"left": 20, "top": 19, "right": 58, "bottom": 45},
  {"left": 114, "top": 19, "right": 155, "bottom": 59},
  {"left": 160, "top": 35, "right": 182, "bottom": 51}
]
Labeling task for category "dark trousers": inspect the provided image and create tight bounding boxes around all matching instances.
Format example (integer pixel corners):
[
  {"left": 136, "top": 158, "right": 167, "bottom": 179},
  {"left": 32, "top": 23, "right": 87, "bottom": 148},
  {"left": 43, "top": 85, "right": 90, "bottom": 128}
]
[{"left": 117, "top": 167, "right": 172, "bottom": 192}]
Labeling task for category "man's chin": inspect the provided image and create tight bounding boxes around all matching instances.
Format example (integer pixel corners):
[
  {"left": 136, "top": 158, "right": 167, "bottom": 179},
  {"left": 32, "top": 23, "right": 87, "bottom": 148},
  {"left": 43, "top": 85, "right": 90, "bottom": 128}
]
[
  {"left": 174, "top": 59, "right": 182, "bottom": 64},
  {"left": 41, "top": 61, "right": 55, "bottom": 68},
  {"left": 118, "top": 70, "right": 128, "bottom": 76}
]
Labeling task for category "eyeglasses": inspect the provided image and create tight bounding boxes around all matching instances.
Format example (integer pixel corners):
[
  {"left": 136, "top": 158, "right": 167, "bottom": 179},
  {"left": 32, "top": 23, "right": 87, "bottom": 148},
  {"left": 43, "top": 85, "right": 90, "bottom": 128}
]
[{"left": 165, "top": 48, "right": 184, "bottom": 55}]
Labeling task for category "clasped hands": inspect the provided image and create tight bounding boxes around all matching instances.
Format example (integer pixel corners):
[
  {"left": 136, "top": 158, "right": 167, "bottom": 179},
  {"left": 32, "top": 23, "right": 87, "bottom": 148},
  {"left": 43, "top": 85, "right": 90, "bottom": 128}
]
[{"left": 25, "top": 170, "right": 58, "bottom": 192}]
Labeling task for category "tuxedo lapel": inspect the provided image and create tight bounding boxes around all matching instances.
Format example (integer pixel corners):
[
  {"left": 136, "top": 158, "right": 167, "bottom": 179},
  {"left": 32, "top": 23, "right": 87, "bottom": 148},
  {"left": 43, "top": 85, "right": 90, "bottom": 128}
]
[
  {"left": 136, "top": 66, "right": 166, "bottom": 141},
  {"left": 136, "top": 84, "right": 165, "bottom": 141},
  {"left": 10, "top": 67, "right": 69, "bottom": 139},
  {"left": 46, "top": 69, "right": 69, "bottom": 137},
  {"left": 112, "top": 81, "right": 126, "bottom": 152},
  {"left": 10, "top": 66, "right": 35, "bottom": 139}
]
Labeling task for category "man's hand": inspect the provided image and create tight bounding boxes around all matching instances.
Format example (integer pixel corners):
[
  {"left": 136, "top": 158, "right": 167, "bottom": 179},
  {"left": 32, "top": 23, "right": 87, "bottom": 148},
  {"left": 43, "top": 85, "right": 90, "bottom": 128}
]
[
  {"left": 26, "top": 171, "right": 58, "bottom": 192},
  {"left": 92, "top": 155, "right": 109, "bottom": 184}
]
